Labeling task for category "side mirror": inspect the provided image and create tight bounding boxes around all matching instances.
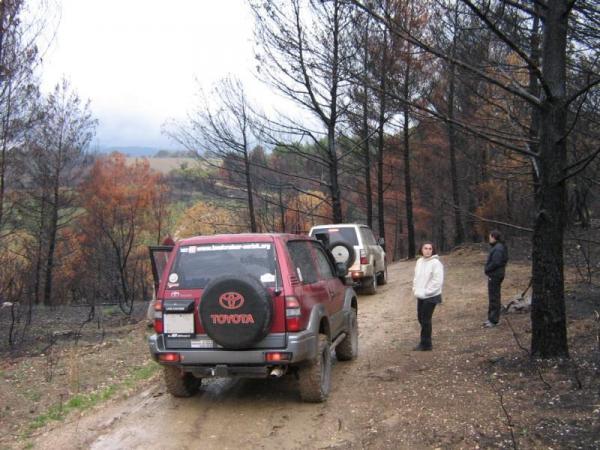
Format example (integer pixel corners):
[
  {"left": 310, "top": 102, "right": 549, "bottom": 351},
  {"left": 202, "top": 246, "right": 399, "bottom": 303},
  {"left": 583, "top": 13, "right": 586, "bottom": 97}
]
[
  {"left": 336, "top": 262, "right": 348, "bottom": 278},
  {"left": 377, "top": 237, "right": 385, "bottom": 247}
]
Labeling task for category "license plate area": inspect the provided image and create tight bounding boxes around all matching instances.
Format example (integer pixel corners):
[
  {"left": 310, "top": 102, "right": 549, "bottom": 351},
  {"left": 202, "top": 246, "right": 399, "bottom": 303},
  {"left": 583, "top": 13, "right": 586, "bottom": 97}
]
[
  {"left": 164, "top": 313, "right": 194, "bottom": 336},
  {"left": 190, "top": 338, "right": 217, "bottom": 349}
]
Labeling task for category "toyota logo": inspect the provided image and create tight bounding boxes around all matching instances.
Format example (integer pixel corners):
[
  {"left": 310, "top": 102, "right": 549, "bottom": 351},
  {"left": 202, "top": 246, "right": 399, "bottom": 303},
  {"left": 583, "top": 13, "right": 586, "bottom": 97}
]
[{"left": 219, "top": 292, "right": 245, "bottom": 310}]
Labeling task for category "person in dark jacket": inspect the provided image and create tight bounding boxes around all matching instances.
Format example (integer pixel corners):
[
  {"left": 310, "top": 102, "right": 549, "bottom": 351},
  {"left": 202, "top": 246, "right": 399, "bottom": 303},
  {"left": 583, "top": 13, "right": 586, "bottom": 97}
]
[{"left": 483, "top": 230, "right": 508, "bottom": 328}]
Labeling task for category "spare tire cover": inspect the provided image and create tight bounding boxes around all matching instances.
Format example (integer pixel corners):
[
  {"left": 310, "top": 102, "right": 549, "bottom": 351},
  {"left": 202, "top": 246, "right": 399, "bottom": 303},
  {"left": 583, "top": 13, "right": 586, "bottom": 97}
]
[
  {"left": 328, "top": 240, "right": 356, "bottom": 270},
  {"left": 200, "top": 275, "right": 272, "bottom": 349}
]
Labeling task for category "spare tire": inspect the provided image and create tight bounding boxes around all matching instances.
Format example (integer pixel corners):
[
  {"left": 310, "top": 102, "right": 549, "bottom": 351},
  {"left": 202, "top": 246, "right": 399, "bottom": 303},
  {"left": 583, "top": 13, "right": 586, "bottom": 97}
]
[
  {"left": 200, "top": 275, "right": 272, "bottom": 349},
  {"left": 328, "top": 240, "right": 356, "bottom": 270}
]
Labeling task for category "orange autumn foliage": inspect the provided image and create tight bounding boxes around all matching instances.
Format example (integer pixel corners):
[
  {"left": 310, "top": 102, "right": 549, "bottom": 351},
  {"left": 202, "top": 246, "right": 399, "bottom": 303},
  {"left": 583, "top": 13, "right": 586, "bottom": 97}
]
[
  {"left": 78, "top": 153, "right": 168, "bottom": 303},
  {"left": 81, "top": 152, "right": 161, "bottom": 231},
  {"left": 176, "top": 200, "right": 247, "bottom": 237},
  {"left": 285, "top": 192, "right": 332, "bottom": 234}
]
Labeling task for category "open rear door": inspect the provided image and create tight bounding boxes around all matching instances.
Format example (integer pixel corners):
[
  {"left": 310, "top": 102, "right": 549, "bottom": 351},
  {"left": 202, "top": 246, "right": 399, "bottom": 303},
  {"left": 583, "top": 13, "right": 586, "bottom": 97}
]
[{"left": 148, "top": 245, "right": 174, "bottom": 293}]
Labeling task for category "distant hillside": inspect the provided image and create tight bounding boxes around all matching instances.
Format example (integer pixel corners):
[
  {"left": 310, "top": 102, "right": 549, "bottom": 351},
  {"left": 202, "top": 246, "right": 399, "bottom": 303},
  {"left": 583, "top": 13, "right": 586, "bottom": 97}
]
[
  {"left": 97, "top": 146, "right": 164, "bottom": 157},
  {"left": 125, "top": 156, "right": 200, "bottom": 174},
  {"left": 96, "top": 146, "right": 196, "bottom": 158}
]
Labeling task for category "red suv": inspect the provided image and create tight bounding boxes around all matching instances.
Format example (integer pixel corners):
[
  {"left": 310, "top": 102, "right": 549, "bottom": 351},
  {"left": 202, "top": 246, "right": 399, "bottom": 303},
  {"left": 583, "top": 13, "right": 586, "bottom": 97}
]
[{"left": 148, "top": 233, "right": 358, "bottom": 402}]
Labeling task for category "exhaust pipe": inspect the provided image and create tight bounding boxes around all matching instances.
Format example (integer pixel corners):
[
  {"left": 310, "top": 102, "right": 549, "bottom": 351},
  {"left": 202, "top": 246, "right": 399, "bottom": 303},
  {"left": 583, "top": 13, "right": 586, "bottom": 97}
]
[{"left": 269, "top": 366, "right": 286, "bottom": 378}]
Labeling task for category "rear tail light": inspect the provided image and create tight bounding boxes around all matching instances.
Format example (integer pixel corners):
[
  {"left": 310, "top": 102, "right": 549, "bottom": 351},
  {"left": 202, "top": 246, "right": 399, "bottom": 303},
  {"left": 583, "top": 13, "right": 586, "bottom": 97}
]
[
  {"left": 360, "top": 249, "right": 368, "bottom": 265},
  {"left": 265, "top": 352, "right": 292, "bottom": 362},
  {"left": 285, "top": 296, "right": 303, "bottom": 332},
  {"left": 158, "top": 353, "right": 180, "bottom": 363},
  {"left": 153, "top": 299, "right": 163, "bottom": 333}
]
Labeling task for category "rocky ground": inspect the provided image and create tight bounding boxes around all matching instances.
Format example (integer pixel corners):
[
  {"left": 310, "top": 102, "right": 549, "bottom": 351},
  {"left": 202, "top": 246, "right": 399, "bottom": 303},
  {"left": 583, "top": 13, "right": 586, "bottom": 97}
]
[{"left": 1, "top": 246, "right": 599, "bottom": 449}]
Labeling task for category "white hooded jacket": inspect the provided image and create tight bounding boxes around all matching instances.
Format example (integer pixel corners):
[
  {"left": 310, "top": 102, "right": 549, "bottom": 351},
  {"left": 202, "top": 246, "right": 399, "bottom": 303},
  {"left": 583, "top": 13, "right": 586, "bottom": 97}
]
[{"left": 412, "top": 255, "right": 444, "bottom": 299}]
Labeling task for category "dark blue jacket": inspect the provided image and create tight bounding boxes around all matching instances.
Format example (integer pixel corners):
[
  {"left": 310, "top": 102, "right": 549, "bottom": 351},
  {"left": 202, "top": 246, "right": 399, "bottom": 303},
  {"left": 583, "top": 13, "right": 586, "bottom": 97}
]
[{"left": 485, "top": 242, "right": 508, "bottom": 279}]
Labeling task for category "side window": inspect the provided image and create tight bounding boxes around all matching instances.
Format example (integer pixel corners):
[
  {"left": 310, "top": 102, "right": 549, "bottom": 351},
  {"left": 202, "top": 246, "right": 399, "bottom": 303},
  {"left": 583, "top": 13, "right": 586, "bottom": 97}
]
[
  {"left": 361, "top": 228, "right": 376, "bottom": 245},
  {"left": 311, "top": 242, "right": 335, "bottom": 280},
  {"left": 287, "top": 241, "right": 318, "bottom": 284}
]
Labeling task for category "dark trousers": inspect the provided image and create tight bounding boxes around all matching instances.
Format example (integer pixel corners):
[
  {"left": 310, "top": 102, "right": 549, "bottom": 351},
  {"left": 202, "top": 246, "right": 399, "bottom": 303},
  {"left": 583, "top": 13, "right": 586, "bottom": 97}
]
[
  {"left": 417, "top": 299, "right": 437, "bottom": 348},
  {"left": 488, "top": 276, "right": 504, "bottom": 324}
]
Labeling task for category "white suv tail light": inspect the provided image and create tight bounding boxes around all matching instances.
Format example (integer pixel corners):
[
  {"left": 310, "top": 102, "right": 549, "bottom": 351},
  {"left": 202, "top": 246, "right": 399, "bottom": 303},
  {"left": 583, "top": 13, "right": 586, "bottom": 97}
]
[{"left": 360, "top": 249, "right": 368, "bottom": 265}]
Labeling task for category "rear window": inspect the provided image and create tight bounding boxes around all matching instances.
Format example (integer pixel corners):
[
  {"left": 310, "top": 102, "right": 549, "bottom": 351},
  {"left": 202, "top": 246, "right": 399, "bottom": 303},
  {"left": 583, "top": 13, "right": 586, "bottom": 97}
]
[
  {"left": 166, "top": 243, "right": 280, "bottom": 289},
  {"left": 311, "top": 227, "right": 358, "bottom": 246}
]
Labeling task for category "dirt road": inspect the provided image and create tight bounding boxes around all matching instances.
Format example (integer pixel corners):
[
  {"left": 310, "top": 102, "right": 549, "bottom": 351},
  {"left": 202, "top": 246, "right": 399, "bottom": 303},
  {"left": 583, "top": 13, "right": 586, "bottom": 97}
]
[{"left": 28, "top": 250, "right": 600, "bottom": 449}]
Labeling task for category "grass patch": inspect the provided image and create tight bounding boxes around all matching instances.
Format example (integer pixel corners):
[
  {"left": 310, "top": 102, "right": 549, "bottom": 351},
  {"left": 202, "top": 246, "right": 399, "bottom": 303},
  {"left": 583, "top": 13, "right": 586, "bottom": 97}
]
[
  {"left": 24, "top": 390, "right": 41, "bottom": 402},
  {"left": 123, "top": 362, "right": 159, "bottom": 389},
  {"left": 23, "top": 361, "right": 158, "bottom": 438},
  {"left": 102, "top": 305, "right": 120, "bottom": 317},
  {"left": 132, "top": 363, "right": 159, "bottom": 380}
]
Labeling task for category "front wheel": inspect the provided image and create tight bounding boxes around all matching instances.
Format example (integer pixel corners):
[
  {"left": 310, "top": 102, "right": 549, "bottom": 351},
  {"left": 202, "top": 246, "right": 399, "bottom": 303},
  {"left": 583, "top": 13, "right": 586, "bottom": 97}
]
[
  {"left": 298, "top": 334, "right": 332, "bottom": 402},
  {"left": 163, "top": 366, "right": 201, "bottom": 397}
]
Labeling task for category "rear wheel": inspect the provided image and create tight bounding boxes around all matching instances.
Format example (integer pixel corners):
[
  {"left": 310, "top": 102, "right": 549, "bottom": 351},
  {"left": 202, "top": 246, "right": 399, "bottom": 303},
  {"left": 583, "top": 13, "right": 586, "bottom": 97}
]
[
  {"left": 336, "top": 308, "right": 358, "bottom": 361},
  {"left": 362, "top": 275, "right": 377, "bottom": 295},
  {"left": 377, "top": 265, "right": 388, "bottom": 285},
  {"left": 298, "top": 334, "right": 331, "bottom": 402},
  {"left": 163, "top": 366, "right": 201, "bottom": 397}
]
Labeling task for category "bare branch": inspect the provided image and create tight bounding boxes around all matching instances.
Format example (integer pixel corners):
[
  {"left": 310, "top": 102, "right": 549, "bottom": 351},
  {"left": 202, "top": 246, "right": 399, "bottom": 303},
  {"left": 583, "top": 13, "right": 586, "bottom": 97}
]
[
  {"left": 460, "top": 0, "right": 552, "bottom": 98},
  {"left": 566, "top": 77, "right": 600, "bottom": 107},
  {"left": 559, "top": 146, "right": 600, "bottom": 183},
  {"left": 350, "top": 0, "right": 543, "bottom": 106},
  {"left": 500, "top": 0, "right": 544, "bottom": 18}
]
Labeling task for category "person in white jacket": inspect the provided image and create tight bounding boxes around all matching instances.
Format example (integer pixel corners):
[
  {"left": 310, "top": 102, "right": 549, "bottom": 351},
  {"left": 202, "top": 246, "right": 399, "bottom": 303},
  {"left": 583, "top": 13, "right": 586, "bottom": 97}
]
[{"left": 412, "top": 242, "right": 444, "bottom": 351}]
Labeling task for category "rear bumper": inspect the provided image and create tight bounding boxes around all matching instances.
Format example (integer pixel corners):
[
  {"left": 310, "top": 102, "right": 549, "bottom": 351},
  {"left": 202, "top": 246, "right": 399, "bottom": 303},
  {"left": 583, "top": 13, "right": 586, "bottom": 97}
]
[
  {"left": 148, "top": 330, "right": 317, "bottom": 371},
  {"left": 348, "top": 263, "right": 375, "bottom": 280}
]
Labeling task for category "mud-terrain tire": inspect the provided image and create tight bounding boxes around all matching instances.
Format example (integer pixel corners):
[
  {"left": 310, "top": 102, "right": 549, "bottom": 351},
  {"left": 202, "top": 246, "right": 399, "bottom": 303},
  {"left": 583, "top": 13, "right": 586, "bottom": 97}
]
[
  {"left": 200, "top": 275, "right": 272, "bottom": 349},
  {"left": 298, "top": 334, "right": 332, "bottom": 403},
  {"left": 362, "top": 275, "right": 377, "bottom": 295},
  {"left": 377, "top": 265, "right": 388, "bottom": 285},
  {"left": 328, "top": 241, "right": 356, "bottom": 271},
  {"left": 336, "top": 308, "right": 358, "bottom": 361},
  {"left": 163, "top": 366, "right": 201, "bottom": 397}
]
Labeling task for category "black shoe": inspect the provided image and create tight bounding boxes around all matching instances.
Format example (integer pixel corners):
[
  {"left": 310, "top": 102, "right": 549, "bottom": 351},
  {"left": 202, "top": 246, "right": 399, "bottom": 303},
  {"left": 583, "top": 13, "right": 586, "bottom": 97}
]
[{"left": 412, "top": 344, "right": 432, "bottom": 351}]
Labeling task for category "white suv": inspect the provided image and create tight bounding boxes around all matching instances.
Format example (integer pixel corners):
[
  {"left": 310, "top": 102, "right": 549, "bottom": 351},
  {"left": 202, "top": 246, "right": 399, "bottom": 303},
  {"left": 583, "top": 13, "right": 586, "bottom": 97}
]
[{"left": 309, "top": 224, "right": 387, "bottom": 294}]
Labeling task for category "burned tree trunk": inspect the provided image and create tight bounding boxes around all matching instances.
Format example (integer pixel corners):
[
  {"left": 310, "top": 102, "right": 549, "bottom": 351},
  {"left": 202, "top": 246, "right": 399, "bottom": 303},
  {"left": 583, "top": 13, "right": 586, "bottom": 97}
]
[
  {"left": 403, "top": 60, "right": 415, "bottom": 259},
  {"left": 530, "top": 0, "right": 569, "bottom": 358}
]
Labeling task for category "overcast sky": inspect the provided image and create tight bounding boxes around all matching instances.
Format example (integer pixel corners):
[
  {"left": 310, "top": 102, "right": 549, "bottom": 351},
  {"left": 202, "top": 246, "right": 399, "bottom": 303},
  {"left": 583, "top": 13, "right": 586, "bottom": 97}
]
[{"left": 40, "top": 0, "right": 266, "bottom": 150}]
